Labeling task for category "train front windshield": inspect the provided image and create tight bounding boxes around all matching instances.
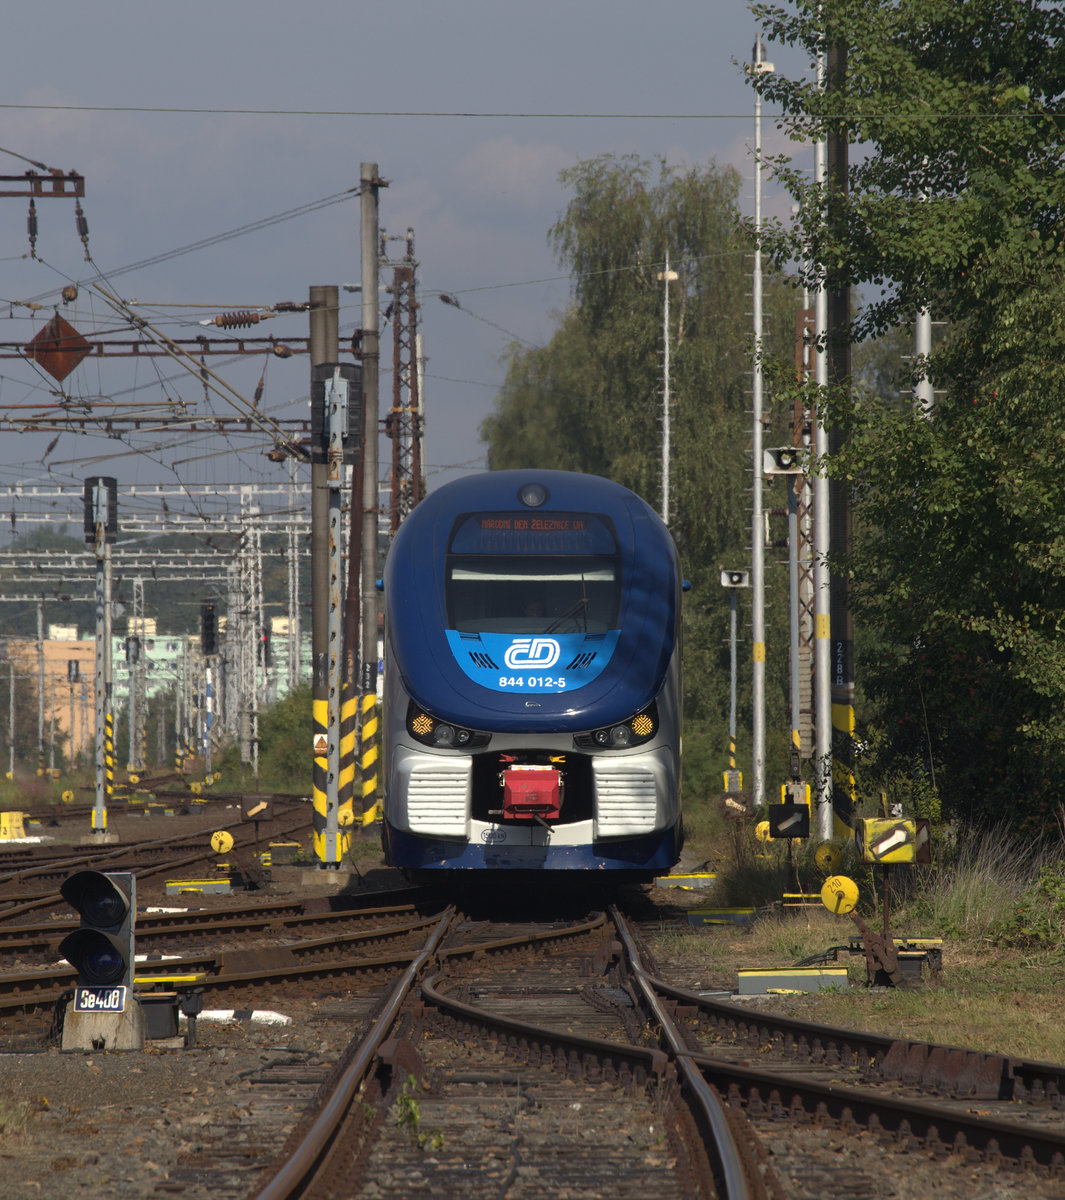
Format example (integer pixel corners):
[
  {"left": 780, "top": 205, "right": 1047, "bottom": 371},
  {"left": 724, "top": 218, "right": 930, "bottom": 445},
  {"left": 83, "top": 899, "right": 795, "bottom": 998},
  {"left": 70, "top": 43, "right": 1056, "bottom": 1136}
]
[{"left": 445, "top": 511, "right": 621, "bottom": 634}]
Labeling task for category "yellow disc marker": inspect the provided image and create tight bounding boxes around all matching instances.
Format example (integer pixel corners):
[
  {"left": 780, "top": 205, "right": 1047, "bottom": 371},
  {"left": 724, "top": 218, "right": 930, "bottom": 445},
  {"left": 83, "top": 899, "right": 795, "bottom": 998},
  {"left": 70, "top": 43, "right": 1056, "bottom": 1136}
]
[
  {"left": 814, "top": 842, "right": 843, "bottom": 875},
  {"left": 755, "top": 820, "right": 771, "bottom": 843},
  {"left": 210, "top": 830, "right": 234, "bottom": 855},
  {"left": 338, "top": 805, "right": 355, "bottom": 827},
  {"left": 61, "top": 789, "right": 75, "bottom": 804},
  {"left": 189, "top": 781, "right": 202, "bottom": 796},
  {"left": 821, "top": 874, "right": 859, "bottom": 916}
]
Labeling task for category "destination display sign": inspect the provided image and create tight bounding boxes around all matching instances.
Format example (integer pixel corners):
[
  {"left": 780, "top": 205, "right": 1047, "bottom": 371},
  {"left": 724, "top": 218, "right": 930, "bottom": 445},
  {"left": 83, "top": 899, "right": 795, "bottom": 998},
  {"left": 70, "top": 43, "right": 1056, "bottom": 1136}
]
[{"left": 450, "top": 511, "right": 616, "bottom": 556}]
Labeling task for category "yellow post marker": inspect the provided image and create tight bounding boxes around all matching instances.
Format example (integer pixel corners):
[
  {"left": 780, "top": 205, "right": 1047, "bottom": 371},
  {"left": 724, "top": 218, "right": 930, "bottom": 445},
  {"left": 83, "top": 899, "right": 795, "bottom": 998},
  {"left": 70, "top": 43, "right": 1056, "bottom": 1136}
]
[
  {"left": 814, "top": 842, "right": 843, "bottom": 875},
  {"left": 210, "top": 830, "right": 234, "bottom": 855},
  {"left": 820, "top": 874, "right": 859, "bottom": 916}
]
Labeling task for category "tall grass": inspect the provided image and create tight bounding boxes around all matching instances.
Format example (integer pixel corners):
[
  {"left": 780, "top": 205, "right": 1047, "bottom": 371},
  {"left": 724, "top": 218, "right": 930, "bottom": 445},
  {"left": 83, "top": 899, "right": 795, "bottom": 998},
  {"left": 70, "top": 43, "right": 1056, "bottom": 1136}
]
[
  {"left": 684, "top": 806, "right": 1065, "bottom": 949},
  {"left": 897, "top": 824, "right": 1064, "bottom": 942}
]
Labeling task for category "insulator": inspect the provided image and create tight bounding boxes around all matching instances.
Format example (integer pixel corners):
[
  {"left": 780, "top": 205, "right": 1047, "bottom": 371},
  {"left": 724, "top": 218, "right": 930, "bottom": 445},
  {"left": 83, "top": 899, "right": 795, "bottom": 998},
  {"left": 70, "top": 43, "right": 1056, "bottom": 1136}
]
[
  {"left": 27, "top": 199, "right": 37, "bottom": 257},
  {"left": 272, "top": 343, "right": 293, "bottom": 358},
  {"left": 212, "top": 310, "right": 261, "bottom": 328},
  {"left": 253, "top": 377, "right": 264, "bottom": 406},
  {"left": 61, "top": 285, "right": 78, "bottom": 304},
  {"left": 74, "top": 202, "right": 90, "bottom": 261}
]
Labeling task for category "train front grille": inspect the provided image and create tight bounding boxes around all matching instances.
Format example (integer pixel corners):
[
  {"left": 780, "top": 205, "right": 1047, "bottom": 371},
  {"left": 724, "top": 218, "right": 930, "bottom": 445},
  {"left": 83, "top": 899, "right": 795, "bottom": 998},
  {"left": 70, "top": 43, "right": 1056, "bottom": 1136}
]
[
  {"left": 592, "top": 763, "right": 659, "bottom": 836},
  {"left": 406, "top": 760, "right": 470, "bottom": 836}
]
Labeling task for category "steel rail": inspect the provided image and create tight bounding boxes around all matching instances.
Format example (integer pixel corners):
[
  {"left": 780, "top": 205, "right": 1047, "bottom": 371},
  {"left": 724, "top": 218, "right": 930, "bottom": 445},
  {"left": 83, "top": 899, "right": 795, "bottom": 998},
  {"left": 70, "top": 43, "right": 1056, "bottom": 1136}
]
[
  {"left": 690, "top": 1049, "right": 1065, "bottom": 1173},
  {"left": 0, "top": 914, "right": 446, "bottom": 1016},
  {"left": 251, "top": 907, "right": 455, "bottom": 1200},
  {"left": 649, "top": 973, "right": 1065, "bottom": 1107},
  {"left": 611, "top": 905, "right": 759, "bottom": 1200},
  {"left": 0, "top": 900, "right": 423, "bottom": 954},
  {"left": 420, "top": 969, "right": 670, "bottom": 1083}
]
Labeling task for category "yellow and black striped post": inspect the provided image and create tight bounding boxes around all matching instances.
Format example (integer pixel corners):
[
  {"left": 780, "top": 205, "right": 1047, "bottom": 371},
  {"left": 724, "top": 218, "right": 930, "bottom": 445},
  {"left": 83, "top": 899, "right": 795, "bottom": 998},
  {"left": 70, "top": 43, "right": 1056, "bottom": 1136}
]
[
  {"left": 337, "top": 678, "right": 357, "bottom": 840},
  {"left": 359, "top": 690, "right": 379, "bottom": 824},
  {"left": 92, "top": 708, "right": 114, "bottom": 832},
  {"left": 311, "top": 693, "right": 330, "bottom": 861}
]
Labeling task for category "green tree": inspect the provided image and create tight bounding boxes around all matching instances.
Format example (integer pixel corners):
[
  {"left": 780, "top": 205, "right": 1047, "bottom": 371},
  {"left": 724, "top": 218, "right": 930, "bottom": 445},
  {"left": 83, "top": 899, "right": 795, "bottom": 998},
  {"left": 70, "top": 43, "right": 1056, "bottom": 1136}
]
[
  {"left": 750, "top": 0, "right": 1065, "bottom": 827},
  {"left": 481, "top": 155, "right": 800, "bottom": 784},
  {"left": 217, "top": 681, "right": 311, "bottom": 790}
]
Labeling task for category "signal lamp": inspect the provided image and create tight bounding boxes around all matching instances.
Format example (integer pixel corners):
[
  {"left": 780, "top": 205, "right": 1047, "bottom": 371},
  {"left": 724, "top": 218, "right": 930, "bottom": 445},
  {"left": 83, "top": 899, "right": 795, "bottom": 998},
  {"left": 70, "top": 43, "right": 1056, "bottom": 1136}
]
[{"left": 58, "top": 870, "right": 135, "bottom": 990}]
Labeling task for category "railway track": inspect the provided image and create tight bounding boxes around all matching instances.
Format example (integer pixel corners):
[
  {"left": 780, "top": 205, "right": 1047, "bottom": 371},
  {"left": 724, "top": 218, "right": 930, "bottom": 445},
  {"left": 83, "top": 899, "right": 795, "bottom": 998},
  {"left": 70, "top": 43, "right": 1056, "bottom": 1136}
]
[
  {"left": 0, "top": 802, "right": 313, "bottom": 920},
  {"left": 4, "top": 875, "right": 1065, "bottom": 1198}
]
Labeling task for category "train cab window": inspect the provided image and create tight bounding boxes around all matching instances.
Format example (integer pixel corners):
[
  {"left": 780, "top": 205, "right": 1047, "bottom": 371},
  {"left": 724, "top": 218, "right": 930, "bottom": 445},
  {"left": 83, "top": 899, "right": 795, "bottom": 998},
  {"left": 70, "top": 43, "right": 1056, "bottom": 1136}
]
[
  {"left": 446, "top": 557, "right": 619, "bottom": 634},
  {"left": 446, "top": 510, "right": 621, "bottom": 634}
]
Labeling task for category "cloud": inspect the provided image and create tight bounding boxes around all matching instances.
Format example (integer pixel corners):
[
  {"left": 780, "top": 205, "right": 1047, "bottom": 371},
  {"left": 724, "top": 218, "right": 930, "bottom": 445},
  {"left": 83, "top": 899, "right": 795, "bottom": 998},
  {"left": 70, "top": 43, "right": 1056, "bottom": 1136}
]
[{"left": 452, "top": 137, "right": 571, "bottom": 212}]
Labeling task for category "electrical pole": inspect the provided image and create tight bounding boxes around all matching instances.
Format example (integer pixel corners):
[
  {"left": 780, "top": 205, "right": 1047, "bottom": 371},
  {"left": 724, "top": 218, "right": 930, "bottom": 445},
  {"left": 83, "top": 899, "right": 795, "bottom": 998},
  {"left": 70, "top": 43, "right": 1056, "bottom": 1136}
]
[
  {"left": 310, "top": 285, "right": 342, "bottom": 865},
  {"left": 827, "top": 42, "right": 856, "bottom": 836},
  {"left": 359, "top": 163, "right": 383, "bottom": 822},
  {"left": 657, "top": 252, "right": 678, "bottom": 525},
  {"left": 85, "top": 477, "right": 116, "bottom": 841},
  {"left": 750, "top": 37, "right": 773, "bottom": 809},
  {"left": 813, "top": 42, "right": 835, "bottom": 842},
  {"left": 287, "top": 457, "right": 302, "bottom": 691},
  {"left": 915, "top": 306, "right": 933, "bottom": 414},
  {"left": 384, "top": 228, "right": 425, "bottom": 533},
  {"left": 36, "top": 599, "right": 44, "bottom": 777}
]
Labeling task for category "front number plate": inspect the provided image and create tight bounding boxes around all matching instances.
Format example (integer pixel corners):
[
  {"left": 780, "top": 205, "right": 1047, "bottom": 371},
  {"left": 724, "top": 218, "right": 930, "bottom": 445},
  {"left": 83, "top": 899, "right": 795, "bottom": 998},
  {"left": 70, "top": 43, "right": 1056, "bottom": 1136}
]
[{"left": 73, "top": 985, "right": 128, "bottom": 1013}]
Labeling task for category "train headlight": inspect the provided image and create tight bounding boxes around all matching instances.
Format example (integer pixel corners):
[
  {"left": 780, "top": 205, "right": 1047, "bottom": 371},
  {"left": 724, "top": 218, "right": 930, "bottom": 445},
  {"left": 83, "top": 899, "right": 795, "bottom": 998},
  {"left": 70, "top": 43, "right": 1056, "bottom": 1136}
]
[
  {"left": 406, "top": 704, "right": 490, "bottom": 749},
  {"left": 576, "top": 704, "right": 659, "bottom": 750}
]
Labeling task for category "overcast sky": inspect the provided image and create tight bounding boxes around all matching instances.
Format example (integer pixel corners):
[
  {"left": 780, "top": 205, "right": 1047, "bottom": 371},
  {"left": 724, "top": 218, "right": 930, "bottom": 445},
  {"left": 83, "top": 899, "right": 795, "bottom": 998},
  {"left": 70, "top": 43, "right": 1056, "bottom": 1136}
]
[{"left": 2, "top": 0, "right": 809, "bottom": 530}]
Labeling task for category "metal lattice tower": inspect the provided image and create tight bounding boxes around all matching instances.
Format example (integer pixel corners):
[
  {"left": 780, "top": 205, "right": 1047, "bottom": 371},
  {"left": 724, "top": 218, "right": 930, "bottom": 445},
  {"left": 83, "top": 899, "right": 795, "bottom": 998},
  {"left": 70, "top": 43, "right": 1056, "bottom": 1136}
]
[
  {"left": 794, "top": 308, "right": 817, "bottom": 756},
  {"left": 384, "top": 229, "right": 425, "bottom": 533},
  {"left": 128, "top": 578, "right": 146, "bottom": 773}
]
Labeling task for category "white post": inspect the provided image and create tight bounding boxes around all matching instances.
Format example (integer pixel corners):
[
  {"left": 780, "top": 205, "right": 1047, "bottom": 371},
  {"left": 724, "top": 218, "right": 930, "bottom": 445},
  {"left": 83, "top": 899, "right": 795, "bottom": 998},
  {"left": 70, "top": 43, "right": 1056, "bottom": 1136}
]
[
  {"left": 813, "top": 44, "right": 834, "bottom": 841},
  {"left": 751, "top": 36, "right": 774, "bottom": 809},
  {"left": 915, "top": 305, "right": 933, "bottom": 414},
  {"left": 658, "top": 252, "right": 676, "bottom": 524}
]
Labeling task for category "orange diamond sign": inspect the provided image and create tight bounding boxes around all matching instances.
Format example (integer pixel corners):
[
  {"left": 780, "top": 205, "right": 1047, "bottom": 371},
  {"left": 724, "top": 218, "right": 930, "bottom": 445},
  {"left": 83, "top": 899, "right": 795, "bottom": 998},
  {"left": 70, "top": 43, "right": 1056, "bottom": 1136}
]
[{"left": 25, "top": 313, "right": 92, "bottom": 382}]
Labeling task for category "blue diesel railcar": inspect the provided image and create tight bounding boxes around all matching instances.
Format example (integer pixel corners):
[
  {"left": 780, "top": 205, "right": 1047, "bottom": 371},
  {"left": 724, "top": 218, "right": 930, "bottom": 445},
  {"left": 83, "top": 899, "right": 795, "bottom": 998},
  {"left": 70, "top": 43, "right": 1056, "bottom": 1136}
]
[{"left": 381, "top": 469, "right": 683, "bottom": 878}]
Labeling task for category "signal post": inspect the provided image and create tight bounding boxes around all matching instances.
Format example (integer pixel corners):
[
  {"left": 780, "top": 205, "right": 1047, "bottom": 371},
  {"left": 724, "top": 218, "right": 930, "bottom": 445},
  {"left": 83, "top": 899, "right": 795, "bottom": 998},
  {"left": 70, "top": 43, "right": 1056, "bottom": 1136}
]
[
  {"left": 59, "top": 870, "right": 143, "bottom": 1051},
  {"left": 84, "top": 477, "right": 118, "bottom": 844}
]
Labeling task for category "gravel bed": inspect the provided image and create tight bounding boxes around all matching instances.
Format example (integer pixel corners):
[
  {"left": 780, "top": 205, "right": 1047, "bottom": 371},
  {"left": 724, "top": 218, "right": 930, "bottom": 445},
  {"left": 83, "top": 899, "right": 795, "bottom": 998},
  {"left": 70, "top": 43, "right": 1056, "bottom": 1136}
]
[{"left": 3, "top": 823, "right": 1063, "bottom": 1198}]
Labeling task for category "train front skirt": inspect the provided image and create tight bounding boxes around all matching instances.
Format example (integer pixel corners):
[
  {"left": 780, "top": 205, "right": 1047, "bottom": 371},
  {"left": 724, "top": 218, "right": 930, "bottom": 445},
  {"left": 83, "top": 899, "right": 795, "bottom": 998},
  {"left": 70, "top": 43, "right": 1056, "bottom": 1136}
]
[{"left": 383, "top": 818, "right": 681, "bottom": 873}]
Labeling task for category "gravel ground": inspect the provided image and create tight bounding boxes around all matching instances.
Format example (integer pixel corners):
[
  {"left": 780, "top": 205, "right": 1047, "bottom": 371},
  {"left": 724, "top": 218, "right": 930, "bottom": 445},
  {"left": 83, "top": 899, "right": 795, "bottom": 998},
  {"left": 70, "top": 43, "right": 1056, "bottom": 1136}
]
[{"left": 3, "top": 817, "right": 1063, "bottom": 1199}]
